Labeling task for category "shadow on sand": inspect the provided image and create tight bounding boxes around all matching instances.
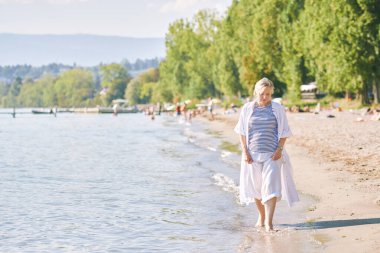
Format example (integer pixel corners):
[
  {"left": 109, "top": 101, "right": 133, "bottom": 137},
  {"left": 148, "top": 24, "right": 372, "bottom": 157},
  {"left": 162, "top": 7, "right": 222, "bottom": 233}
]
[{"left": 281, "top": 217, "right": 380, "bottom": 230}]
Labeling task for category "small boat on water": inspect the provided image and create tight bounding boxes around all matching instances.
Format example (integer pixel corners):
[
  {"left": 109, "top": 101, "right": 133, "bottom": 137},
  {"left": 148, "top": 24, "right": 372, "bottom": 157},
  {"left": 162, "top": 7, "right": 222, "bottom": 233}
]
[
  {"left": 98, "top": 107, "right": 139, "bottom": 114},
  {"left": 31, "top": 109, "right": 54, "bottom": 114}
]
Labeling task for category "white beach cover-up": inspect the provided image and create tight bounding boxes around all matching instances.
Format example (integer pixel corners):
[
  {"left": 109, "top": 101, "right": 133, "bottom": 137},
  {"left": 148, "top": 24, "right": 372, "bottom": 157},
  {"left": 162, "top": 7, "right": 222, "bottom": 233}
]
[{"left": 234, "top": 101, "right": 300, "bottom": 207}]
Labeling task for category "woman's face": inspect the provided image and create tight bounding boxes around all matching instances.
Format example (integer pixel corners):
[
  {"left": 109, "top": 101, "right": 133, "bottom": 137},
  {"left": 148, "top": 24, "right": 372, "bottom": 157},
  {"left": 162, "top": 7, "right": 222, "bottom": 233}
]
[{"left": 257, "top": 86, "right": 272, "bottom": 105}]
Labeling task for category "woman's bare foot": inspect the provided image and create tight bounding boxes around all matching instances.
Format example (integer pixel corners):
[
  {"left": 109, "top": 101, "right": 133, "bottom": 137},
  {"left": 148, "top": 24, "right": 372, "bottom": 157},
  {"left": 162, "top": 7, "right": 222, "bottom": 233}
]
[
  {"left": 255, "top": 216, "right": 265, "bottom": 227},
  {"left": 265, "top": 224, "right": 273, "bottom": 232}
]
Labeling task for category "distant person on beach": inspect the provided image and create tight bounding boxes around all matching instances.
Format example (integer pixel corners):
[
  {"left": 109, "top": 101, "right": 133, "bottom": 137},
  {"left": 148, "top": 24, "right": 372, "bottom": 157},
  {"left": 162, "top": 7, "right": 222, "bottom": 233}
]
[
  {"left": 207, "top": 97, "right": 214, "bottom": 120},
  {"left": 234, "top": 77, "right": 299, "bottom": 232},
  {"left": 181, "top": 102, "right": 188, "bottom": 121},
  {"left": 176, "top": 103, "right": 181, "bottom": 117},
  {"left": 157, "top": 102, "right": 162, "bottom": 115},
  {"left": 113, "top": 103, "right": 119, "bottom": 116}
]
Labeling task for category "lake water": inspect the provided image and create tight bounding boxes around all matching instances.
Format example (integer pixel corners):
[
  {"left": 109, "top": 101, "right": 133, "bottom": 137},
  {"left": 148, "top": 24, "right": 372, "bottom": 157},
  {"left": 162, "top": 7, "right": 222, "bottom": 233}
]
[{"left": 0, "top": 112, "right": 321, "bottom": 252}]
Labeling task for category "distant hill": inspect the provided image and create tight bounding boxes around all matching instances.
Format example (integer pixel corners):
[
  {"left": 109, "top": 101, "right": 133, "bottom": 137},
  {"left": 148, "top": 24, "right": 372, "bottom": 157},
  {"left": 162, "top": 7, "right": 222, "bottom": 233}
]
[
  {"left": 0, "top": 33, "right": 166, "bottom": 66},
  {"left": 0, "top": 58, "right": 162, "bottom": 84}
]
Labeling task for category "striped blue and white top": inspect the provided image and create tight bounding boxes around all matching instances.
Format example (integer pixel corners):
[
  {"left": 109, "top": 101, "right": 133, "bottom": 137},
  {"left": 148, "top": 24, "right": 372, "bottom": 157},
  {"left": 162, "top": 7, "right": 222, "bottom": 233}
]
[{"left": 248, "top": 103, "right": 278, "bottom": 153}]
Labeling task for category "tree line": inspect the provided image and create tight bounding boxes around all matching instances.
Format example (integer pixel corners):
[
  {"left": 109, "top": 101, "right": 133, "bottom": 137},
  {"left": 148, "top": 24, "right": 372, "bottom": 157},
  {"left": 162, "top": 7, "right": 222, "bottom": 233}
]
[
  {"left": 0, "top": 63, "right": 160, "bottom": 108},
  {"left": 158, "top": 0, "right": 380, "bottom": 104},
  {"left": 0, "top": 58, "right": 161, "bottom": 108},
  {"left": 1, "top": 1, "right": 379, "bottom": 107},
  {"left": 0, "top": 58, "right": 161, "bottom": 84}
]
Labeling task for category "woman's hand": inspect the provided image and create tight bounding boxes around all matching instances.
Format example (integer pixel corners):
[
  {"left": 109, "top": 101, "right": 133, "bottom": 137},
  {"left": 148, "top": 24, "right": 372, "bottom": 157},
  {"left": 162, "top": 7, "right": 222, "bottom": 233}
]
[
  {"left": 244, "top": 151, "right": 253, "bottom": 164},
  {"left": 271, "top": 149, "right": 282, "bottom": 161}
]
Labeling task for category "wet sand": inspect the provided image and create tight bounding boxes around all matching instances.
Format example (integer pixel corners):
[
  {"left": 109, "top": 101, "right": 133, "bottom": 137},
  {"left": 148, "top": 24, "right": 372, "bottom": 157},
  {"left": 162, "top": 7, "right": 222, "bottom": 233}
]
[{"left": 193, "top": 108, "right": 380, "bottom": 252}]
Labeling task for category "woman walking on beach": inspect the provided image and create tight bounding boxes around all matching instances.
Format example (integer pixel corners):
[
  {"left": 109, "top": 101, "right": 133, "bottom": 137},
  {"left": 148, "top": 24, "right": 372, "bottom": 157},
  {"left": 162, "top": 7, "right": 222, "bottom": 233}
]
[{"left": 234, "top": 77, "right": 299, "bottom": 232}]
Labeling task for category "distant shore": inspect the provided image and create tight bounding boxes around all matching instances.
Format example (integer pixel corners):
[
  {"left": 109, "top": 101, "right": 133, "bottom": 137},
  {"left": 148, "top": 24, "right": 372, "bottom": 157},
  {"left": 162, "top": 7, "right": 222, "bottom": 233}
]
[{"left": 193, "top": 107, "right": 380, "bottom": 252}]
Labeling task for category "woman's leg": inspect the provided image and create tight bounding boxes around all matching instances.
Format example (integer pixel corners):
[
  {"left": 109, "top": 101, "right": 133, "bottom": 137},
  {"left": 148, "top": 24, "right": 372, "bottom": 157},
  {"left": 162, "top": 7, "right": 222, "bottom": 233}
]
[
  {"left": 264, "top": 197, "right": 277, "bottom": 231},
  {"left": 254, "top": 198, "right": 265, "bottom": 227},
  {"left": 261, "top": 158, "right": 281, "bottom": 231},
  {"left": 250, "top": 158, "right": 265, "bottom": 227}
]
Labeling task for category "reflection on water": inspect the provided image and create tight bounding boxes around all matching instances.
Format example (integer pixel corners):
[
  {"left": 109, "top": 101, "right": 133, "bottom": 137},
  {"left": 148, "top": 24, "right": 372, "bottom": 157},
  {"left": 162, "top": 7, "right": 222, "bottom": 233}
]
[
  {"left": 237, "top": 228, "right": 313, "bottom": 253},
  {"left": 0, "top": 113, "right": 321, "bottom": 252}
]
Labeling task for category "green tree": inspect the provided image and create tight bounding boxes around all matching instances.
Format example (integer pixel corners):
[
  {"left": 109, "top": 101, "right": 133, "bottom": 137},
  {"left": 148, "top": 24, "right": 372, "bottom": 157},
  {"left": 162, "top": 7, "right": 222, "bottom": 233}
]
[
  {"left": 17, "top": 75, "right": 57, "bottom": 107},
  {"left": 159, "top": 11, "right": 220, "bottom": 101},
  {"left": 139, "top": 68, "right": 159, "bottom": 83},
  {"left": 210, "top": 8, "right": 243, "bottom": 97},
  {"left": 0, "top": 82, "right": 9, "bottom": 96},
  {"left": 100, "top": 63, "right": 130, "bottom": 105},
  {"left": 7, "top": 77, "right": 22, "bottom": 106},
  {"left": 17, "top": 79, "right": 42, "bottom": 107},
  {"left": 125, "top": 78, "right": 141, "bottom": 105},
  {"left": 219, "top": 0, "right": 256, "bottom": 94},
  {"left": 54, "top": 69, "right": 95, "bottom": 107},
  {"left": 124, "top": 68, "right": 160, "bottom": 105},
  {"left": 0, "top": 82, "right": 9, "bottom": 107},
  {"left": 300, "top": 0, "right": 380, "bottom": 103},
  {"left": 139, "top": 82, "right": 157, "bottom": 103},
  {"left": 159, "top": 19, "right": 192, "bottom": 101},
  {"left": 155, "top": 80, "right": 174, "bottom": 103}
]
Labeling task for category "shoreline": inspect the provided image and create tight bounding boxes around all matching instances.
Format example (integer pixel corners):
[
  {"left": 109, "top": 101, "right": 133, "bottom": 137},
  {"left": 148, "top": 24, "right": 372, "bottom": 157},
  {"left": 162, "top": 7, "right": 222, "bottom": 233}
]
[
  {"left": 192, "top": 108, "right": 380, "bottom": 252},
  {"left": 180, "top": 114, "right": 322, "bottom": 252}
]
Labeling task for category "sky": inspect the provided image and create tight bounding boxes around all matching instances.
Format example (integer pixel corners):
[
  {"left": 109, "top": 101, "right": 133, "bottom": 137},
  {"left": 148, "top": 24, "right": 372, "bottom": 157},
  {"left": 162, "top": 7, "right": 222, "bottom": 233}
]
[{"left": 0, "top": 0, "right": 231, "bottom": 38}]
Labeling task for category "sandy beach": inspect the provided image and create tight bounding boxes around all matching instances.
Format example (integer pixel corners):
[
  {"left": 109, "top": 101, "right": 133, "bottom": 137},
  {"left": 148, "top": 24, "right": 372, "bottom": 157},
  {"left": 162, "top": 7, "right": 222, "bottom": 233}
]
[{"left": 194, "top": 107, "right": 380, "bottom": 252}]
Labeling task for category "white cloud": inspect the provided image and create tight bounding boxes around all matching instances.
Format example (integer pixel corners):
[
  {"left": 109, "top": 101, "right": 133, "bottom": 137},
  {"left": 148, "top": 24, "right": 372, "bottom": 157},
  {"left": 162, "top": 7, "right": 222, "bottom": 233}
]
[
  {"left": 0, "top": 0, "right": 89, "bottom": 4},
  {"left": 214, "top": 3, "right": 227, "bottom": 13},
  {"left": 159, "top": 0, "right": 204, "bottom": 13},
  {"left": 159, "top": 0, "right": 229, "bottom": 14},
  {"left": 45, "top": 0, "right": 89, "bottom": 5},
  {"left": 147, "top": 2, "right": 156, "bottom": 9},
  {"left": 0, "top": 0, "right": 34, "bottom": 4}
]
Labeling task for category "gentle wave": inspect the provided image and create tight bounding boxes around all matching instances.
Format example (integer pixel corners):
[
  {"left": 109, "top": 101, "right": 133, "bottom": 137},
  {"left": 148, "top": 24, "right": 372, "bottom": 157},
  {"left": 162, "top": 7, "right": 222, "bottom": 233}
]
[{"left": 212, "top": 173, "right": 240, "bottom": 202}]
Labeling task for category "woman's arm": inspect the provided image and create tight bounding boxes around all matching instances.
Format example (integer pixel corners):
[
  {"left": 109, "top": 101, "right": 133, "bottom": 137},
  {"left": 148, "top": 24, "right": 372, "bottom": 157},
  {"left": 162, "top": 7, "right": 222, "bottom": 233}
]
[
  {"left": 240, "top": 135, "right": 253, "bottom": 164},
  {"left": 272, "top": 137, "right": 287, "bottom": 160}
]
